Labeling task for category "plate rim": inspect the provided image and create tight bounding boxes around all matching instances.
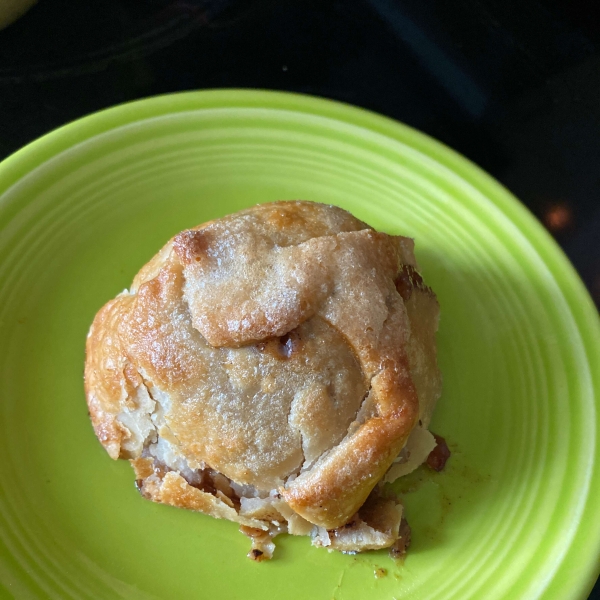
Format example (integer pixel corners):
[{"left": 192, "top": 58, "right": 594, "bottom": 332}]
[{"left": 0, "top": 88, "right": 598, "bottom": 599}]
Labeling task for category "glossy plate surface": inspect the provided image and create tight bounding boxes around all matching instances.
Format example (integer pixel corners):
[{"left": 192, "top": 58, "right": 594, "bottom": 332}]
[{"left": 0, "top": 90, "right": 598, "bottom": 600}]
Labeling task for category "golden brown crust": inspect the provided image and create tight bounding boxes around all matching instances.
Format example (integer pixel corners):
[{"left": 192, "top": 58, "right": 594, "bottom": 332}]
[
  {"left": 278, "top": 231, "right": 420, "bottom": 528},
  {"left": 141, "top": 469, "right": 268, "bottom": 530},
  {"left": 282, "top": 366, "right": 418, "bottom": 528},
  {"left": 121, "top": 260, "right": 367, "bottom": 488},
  {"left": 84, "top": 200, "right": 442, "bottom": 553},
  {"left": 171, "top": 202, "right": 371, "bottom": 348},
  {"left": 84, "top": 295, "right": 136, "bottom": 459},
  {"left": 401, "top": 280, "right": 442, "bottom": 428},
  {"left": 325, "top": 494, "right": 404, "bottom": 552}
]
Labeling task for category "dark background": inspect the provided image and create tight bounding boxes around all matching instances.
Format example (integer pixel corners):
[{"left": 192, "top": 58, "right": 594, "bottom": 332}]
[{"left": 0, "top": 0, "right": 599, "bottom": 596}]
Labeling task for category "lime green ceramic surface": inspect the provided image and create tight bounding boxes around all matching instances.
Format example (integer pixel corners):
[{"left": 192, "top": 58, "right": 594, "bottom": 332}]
[{"left": 0, "top": 90, "right": 598, "bottom": 600}]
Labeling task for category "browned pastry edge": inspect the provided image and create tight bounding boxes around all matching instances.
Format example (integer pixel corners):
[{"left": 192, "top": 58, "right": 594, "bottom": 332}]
[{"left": 282, "top": 362, "right": 418, "bottom": 528}]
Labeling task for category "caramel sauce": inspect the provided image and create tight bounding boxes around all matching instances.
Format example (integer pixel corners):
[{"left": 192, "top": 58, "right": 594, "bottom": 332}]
[
  {"left": 394, "top": 265, "right": 429, "bottom": 302},
  {"left": 426, "top": 434, "right": 451, "bottom": 472}
]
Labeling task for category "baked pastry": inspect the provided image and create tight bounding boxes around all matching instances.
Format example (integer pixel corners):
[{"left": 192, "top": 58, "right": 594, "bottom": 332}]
[{"left": 84, "top": 200, "right": 446, "bottom": 560}]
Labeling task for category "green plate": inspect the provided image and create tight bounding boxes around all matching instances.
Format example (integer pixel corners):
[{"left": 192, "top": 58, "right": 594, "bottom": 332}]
[{"left": 0, "top": 90, "right": 599, "bottom": 600}]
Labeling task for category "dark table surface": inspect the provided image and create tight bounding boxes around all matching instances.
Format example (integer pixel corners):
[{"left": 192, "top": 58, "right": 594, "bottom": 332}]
[{"left": 0, "top": 1, "right": 599, "bottom": 597}]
